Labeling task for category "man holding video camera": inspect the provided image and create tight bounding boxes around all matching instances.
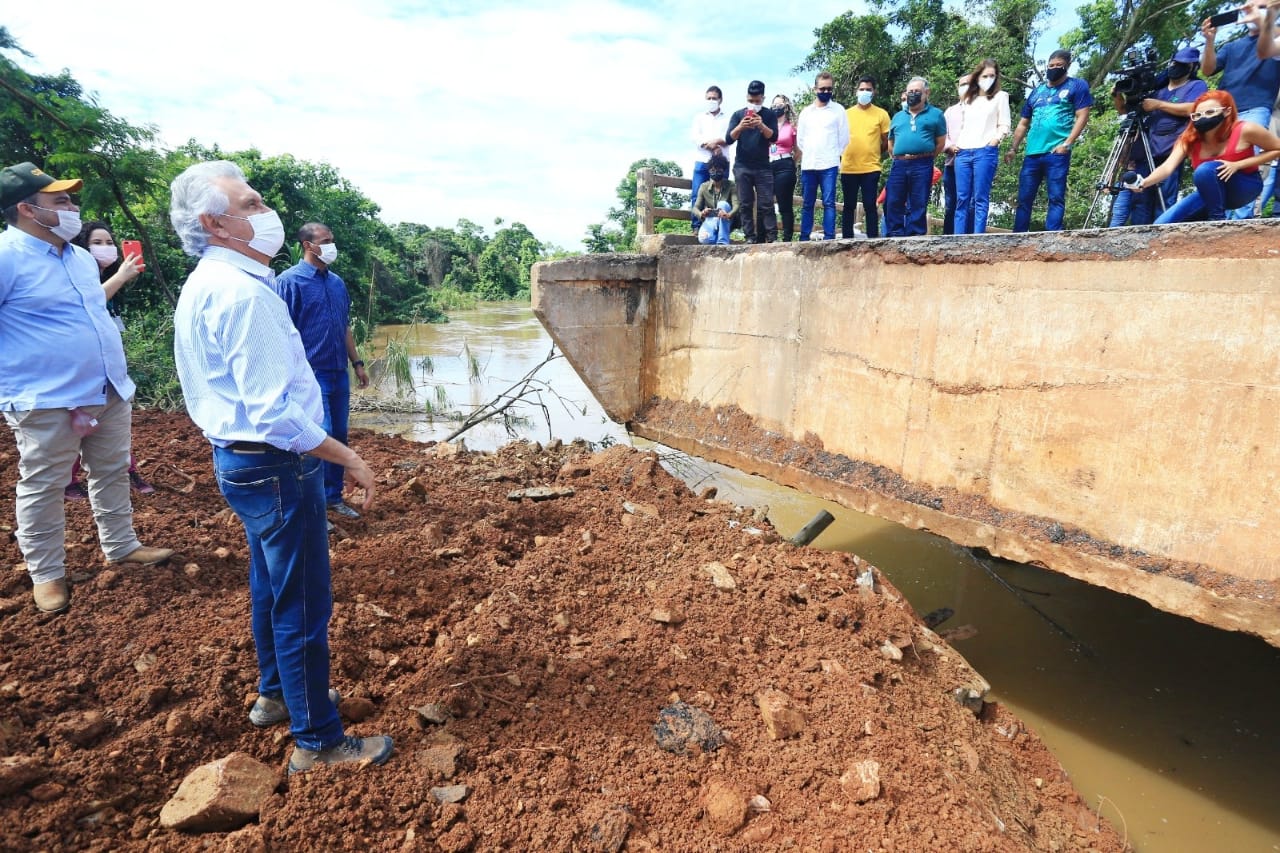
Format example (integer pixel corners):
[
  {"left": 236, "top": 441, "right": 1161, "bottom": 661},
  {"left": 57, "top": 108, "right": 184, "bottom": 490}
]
[
  {"left": 1114, "top": 48, "right": 1208, "bottom": 224},
  {"left": 1202, "top": 2, "right": 1280, "bottom": 216}
]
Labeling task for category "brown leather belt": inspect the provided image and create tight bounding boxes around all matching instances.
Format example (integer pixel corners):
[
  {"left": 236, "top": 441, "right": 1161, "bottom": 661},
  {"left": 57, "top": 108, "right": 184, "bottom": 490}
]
[{"left": 892, "top": 153, "right": 934, "bottom": 160}]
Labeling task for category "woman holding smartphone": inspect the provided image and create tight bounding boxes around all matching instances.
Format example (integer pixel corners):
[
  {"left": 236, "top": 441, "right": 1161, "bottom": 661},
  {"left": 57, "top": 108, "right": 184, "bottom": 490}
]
[{"left": 64, "top": 221, "right": 154, "bottom": 499}]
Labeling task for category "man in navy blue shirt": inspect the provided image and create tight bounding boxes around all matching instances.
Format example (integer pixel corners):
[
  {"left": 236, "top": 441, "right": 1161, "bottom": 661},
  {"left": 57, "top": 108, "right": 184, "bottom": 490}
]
[{"left": 273, "top": 223, "right": 370, "bottom": 520}]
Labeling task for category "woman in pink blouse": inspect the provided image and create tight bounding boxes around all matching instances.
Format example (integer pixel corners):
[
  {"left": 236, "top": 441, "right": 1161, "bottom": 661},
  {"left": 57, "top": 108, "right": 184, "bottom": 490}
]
[{"left": 771, "top": 95, "right": 799, "bottom": 242}]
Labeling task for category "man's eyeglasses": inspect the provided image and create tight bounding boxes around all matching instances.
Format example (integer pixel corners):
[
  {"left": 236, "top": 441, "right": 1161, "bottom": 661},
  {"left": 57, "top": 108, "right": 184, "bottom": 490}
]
[
  {"left": 816, "top": 86, "right": 834, "bottom": 93},
  {"left": 1190, "top": 108, "right": 1226, "bottom": 120}
]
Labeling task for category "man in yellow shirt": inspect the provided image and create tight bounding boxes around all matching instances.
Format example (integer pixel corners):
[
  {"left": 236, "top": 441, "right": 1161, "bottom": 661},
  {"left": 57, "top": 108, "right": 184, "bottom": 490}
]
[{"left": 840, "top": 75, "right": 891, "bottom": 238}]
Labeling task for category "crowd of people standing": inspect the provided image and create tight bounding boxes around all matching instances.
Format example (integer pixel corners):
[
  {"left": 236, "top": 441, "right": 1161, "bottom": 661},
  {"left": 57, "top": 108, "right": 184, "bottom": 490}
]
[{"left": 688, "top": 12, "right": 1280, "bottom": 244}]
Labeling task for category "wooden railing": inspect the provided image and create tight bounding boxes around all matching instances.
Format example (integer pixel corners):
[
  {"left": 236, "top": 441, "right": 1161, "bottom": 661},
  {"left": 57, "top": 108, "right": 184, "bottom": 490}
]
[{"left": 635, "top": 166, "right": 1008, "bottom": 239}]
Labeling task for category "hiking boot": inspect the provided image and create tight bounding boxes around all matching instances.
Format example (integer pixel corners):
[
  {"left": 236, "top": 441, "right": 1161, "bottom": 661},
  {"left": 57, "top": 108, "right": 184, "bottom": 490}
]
[
  {"left": 64, "top": 481, "right": 88, "bottom": 501},
  {"left": 288, "top": 735, "right": 393, "bottom": 774},
  {"left": 33, "top": 577, "right": 70, "bottom": 613},
  {"left": 249, "top": 688, "right": 342, "bottom": 727},
  {"left": 328, "top": 502, "right": 360, "bottom": 520},
  {"left": 110, "top": 545, "right": 175, "bottom": 566},
  {"left": 129, "top": 471, "right": 156, "bottom": 495}
]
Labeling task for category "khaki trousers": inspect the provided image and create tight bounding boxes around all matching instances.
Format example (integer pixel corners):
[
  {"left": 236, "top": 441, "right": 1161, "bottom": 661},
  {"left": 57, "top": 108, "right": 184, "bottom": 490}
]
[{"left": 3, "top": 387, "right": 140, "bottom": 583}]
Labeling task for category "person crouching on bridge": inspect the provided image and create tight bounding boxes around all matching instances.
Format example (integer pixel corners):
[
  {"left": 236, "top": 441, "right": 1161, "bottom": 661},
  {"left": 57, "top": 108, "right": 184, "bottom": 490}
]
[
  {"left": 1128, "top": 90, "right": 1280, "bottom": 222},
  {"left": 695, "top": 154, "right": 738, "bottom": 245}
]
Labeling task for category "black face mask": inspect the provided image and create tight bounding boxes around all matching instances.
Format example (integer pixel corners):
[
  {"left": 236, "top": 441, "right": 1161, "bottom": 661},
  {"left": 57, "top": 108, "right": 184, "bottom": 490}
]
[
  {"left": 1046, "top": 65, "right": 1067, "bottom": 84},
  {"left": 1168, "top": 62, "right": 1192, "bottom": 80},
  {"left": 1193, "top": 114, "right": 1227, "bottom": 134},
  {"left": 709, "top": 171, "right": 726, "bottom": 181},
  {"left": 906, "top": 91, "right": 923, "bottom": 107}
]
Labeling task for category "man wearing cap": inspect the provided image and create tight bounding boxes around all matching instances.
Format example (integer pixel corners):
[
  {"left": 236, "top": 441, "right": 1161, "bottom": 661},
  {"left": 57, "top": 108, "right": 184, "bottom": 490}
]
[
  {"left": 272, "top": 223, "right": 369, "bottom": 521},
  {"left": 1130, "top": 47, "right": 1208, "bottom": 223},
  {"left": 726, "top": 80, "right": 780, "bottom": 243},
  {"left": 168, "top": 160, "right": 392, "bottom": 773},
  {"left": 0, "top": 162, "right": 173, "bottom": 613}
]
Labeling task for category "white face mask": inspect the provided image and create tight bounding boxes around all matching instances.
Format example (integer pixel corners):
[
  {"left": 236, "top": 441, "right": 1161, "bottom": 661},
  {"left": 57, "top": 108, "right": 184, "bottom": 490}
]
[
  {"left": 317, "top": 242, "right": 339, "bottom": 265},
  {"left": 30, "top": 205, "right": 82, "bottom": 242},
  {"left": 221, "top": 209, "right": 285, "bottom": 258},
  {"left": 746, "top": 101, "right": 762, "bottom": 113},
  {"left": 857, "top": 90, "right": 874, "bottom": 106},
  {"left": 958, "top": 86, "right": 968, "bottom": 99},
  {"left": 89, "top": 244, "right": 119, "bottom": 266},
  {"left": 707, "top": 98, "right": 721, "bottom": 112},
  {"left": 979, "top": 76, "right": 995, "bottom": 92}
]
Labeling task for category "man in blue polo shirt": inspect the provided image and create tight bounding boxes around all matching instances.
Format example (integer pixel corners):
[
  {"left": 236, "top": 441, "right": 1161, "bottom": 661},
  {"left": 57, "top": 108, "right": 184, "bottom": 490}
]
[
  {"left": 885, "top": 76, "right": 947, "bottom": 237},
  {"left": 1007, "top": 49, "right": 1094, "bottom": 231},
  {"left": 0, "top": 162, "right": 173, "bottom": 613},
  {"left": 273, "top": 223, "right": 370, "bottom": 520},
  {"left": 1205, "top": 2, "right": 1280, "bottom": 216}
]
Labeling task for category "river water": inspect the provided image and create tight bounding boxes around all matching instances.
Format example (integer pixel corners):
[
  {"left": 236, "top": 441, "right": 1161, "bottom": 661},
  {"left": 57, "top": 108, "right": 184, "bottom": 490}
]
[{"left": 355, "top": 304, "right": 1280, "bottom": 853}]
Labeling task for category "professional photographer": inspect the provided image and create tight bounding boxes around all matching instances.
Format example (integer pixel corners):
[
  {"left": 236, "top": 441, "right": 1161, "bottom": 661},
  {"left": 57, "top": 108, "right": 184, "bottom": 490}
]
[
  {"left": 1201, "top": 2, "right": 1280, "bottom": 216},
  {"left": 1113, "top": 48, "right": 1207, "bottom": 225},
  {"left": 1126, "top": 90, "right": 1280, "bottom": 222}
]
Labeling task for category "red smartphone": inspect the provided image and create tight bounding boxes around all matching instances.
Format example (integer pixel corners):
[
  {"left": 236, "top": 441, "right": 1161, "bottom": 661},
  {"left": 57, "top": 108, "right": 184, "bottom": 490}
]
[{"left": 121, "top": 240, "right": 145, "bottom": 271}]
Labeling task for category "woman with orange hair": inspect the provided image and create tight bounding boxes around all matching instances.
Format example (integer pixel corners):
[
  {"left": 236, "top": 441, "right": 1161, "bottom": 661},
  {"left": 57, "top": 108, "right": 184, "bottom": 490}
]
[{"left": 1130, "top": 90, "right": 1280, "bottom": 222}]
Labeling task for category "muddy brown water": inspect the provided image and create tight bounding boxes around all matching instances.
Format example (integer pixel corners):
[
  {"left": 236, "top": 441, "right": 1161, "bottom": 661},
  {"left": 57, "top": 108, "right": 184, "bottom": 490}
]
[{"left": 356, "top": 305, "right": 1280, "bottom": 853}]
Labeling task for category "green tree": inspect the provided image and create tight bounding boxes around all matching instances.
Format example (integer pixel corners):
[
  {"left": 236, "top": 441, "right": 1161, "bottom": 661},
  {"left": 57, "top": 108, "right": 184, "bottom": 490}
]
[
  {"left": 1062, "top": 0, "right": 1215, "bottom": 88},
  {"left": 586, "top": 158, "right": 685, "bottom": 252}
]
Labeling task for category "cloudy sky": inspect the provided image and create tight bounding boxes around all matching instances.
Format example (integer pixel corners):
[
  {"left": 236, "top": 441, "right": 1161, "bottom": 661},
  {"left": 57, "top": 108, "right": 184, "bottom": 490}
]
[{"left": 6, "top": 0, "right": 1083, "bottom": 250}]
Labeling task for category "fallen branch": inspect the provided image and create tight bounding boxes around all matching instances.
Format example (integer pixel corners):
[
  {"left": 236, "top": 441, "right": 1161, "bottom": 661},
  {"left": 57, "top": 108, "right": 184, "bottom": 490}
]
[{"left": 441, "top": 346, "right": 573, "bottom": 443}]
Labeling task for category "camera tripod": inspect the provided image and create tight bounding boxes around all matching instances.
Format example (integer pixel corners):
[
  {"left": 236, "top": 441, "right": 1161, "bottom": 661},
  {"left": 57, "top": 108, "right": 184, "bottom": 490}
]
[{"left": 1084, "top": 110, "right": 1167, "bottom": 228}]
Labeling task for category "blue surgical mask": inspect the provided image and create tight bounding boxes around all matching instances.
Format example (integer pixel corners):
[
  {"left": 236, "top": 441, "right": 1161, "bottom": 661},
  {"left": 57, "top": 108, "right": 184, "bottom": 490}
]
[{"left": 857, "top": 90, "right": 874, "bottom": 106}]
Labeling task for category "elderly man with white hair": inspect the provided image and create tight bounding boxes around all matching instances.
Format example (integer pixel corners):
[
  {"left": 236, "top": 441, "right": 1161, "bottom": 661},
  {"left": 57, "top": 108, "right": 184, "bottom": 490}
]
[{"left": 168, "top": 160, "right": 391, "bottom": 773}]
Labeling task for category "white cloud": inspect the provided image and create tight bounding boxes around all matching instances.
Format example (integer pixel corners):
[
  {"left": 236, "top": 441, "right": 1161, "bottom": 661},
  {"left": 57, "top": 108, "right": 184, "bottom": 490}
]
[{"left": 6, "top": 0, "right": 1083, "bottom": 249}]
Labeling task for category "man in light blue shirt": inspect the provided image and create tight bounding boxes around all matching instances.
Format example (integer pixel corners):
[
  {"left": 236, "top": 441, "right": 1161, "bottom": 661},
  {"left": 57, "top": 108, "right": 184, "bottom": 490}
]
[
  {"left": 0, "top": 162, "right": 173, "bottom": 613},
  {"left": 169, "top": 160, "right": 391, "bottom": 773}
]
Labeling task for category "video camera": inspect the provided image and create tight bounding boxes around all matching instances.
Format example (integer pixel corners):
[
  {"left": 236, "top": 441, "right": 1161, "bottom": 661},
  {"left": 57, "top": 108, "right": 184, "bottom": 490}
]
[{"left": 1109, "top": 46, "right": 1167, "bottom": 112}]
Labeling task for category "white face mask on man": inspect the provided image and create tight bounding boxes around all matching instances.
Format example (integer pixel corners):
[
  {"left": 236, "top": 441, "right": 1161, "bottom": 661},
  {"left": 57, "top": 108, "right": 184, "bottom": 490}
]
[
  {"left": 221, "top": 210, "right": 286, "bottom": 257},
  {"left": 29, "top": 205, "right": 82, "bottom": 242},
  {"left": 317, "top": 242, "right": 339, "bottom": 265}
]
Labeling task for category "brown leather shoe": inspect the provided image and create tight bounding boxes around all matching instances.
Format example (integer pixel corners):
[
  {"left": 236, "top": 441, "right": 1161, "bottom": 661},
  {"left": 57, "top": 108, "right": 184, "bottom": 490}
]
[
  {"left": 33, "top": 578, "right": 69, "bottom": 613},
  {"left": 110, "top": 545, "right": 175, "bottom": 566}
]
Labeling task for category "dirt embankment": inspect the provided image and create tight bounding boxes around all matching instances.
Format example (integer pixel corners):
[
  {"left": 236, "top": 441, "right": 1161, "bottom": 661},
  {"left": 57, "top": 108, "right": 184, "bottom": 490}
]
[{"left": 0, "top": 412, "right": 1126, "bottom": 852}]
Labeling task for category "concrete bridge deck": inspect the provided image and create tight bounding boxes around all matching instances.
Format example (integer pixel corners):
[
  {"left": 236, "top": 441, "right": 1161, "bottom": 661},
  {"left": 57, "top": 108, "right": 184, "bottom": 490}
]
[{"left": 531, "top": 222, "right": 1280, "bottom": 647}]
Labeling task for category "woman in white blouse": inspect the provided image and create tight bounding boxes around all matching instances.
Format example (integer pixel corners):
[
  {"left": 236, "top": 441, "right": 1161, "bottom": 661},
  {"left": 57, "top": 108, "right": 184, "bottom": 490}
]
[{"left": 953, "top": 59, "right": 1011, "bottom": 233}]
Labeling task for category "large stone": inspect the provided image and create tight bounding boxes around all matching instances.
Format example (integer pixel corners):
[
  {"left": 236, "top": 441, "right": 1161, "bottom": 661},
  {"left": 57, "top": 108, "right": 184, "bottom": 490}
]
[
  {"left": 159, "top": 752, "right": 279, "bottom": 832},
  {"left": 840, "top": 759, "right": 882, "bottom": 803},
  {"left": 756, "top": 689, "right": 806, "bottom": 740},
  {"left": 702, "top": 778, "right": 747, "bottom": 836},
  {"left": 0, "top": 755, "right": 46, "bottom": 796}
]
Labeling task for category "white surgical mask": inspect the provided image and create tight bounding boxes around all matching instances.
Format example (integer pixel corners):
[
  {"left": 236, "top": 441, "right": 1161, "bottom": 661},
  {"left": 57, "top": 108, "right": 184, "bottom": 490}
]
[
  {"left": 30, "top": 205, "right": 82, "bottom": 242},
  {"left": 318, "top": 243, "right": 339, "bottom": 265},
  {"left": 857, "top": 90, "right": 874, "bottom": 106},
  {"left": 979, "top": 76, "right": 995, "bottom": 92},
  {"left": 706, "top": 98, "right": 721, "bottom": 112},
  {"left": 221, "top": 209, "right": 285, "bottom": 257},
  {"left": 746, "top": 101, "right": 762, "bottom": 112},
  {"left": 958, "top": 86, "right": 968, "bottom": 99},
  {"left": 89, "top": 244, "right": 119, "bottom": 265}
]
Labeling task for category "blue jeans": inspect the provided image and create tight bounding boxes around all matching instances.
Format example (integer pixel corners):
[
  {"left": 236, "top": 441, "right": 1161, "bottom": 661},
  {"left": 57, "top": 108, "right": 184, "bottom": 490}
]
[
  {"left": 213, "top": 446, "right": 343, "bottom": 752},
  {"left": 800, "top": 166, "right": 839, "bottom": 240},
  {"left": 954, "top": 146, "right": 1000, "bottom": 233},
  {"left": 841, "top": 171, "right": 880, "bottom": 238},
  {"left": 1155, "top": 161, "right": 1262, "bottom": 223},
  {"left": 690, "top": 160, "right": 710, "bottom": 228},
  {"left": 884, "top": 157, "right": 933, "bottom": 237},
  {"left": 1014, "top": 151, "right": 1072, "bottom": 232},
  {"left": 315, "top": 368, "right": 350, "bottom": 505},
  {"left": 698, "top": 200, "right": 732, "bottom": 245},
  {"left": 1227, "top": 106, "right": 1271, "bottom": 219},
  {"left": 943, "top": 161, "right": 957, "bottom": 234}
]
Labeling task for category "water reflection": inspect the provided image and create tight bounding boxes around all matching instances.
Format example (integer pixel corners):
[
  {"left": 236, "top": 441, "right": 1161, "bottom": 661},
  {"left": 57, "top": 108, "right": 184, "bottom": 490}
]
[{"left": 356, "top": 304, "right": 1280, "bottom": 853}]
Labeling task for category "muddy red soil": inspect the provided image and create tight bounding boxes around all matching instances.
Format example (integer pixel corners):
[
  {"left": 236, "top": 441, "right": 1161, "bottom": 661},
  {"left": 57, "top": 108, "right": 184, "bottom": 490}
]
[{"left": 0, "top": 412, "right": 1126, "bottom": 852}]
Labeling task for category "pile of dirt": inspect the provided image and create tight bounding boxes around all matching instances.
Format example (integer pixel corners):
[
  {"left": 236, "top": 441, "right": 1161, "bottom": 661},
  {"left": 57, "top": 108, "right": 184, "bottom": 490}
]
[{"left": 0, "top": 412, "right": 1126, "bottom": 852}]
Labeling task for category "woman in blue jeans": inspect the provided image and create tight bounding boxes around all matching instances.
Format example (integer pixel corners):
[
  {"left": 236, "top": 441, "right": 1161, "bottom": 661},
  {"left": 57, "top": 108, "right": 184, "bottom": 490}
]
[
  {"left": 953, "top": 59, "right": 1011, "bottom": 233},
  {"left": 1130, "top": 91, "right": 1280, "bottom": 222}
]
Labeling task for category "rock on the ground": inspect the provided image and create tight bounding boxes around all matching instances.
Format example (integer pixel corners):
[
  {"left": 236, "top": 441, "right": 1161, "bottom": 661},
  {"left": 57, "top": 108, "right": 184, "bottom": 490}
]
[
  {"left": 757, "top": 689, "right": 806, "bottom": 740},
  {"left": 339, "top": 696, "right": 376, "bottom": 722},
  {"left": 431, "top": 784, "right": 470, "bottom": 804},
  {"left": 840, "top": 759, "right": 882, "bottom": 803},
  {"left": 159, "top": 752, "right": 279, "bottom": 833},
  {"left": 653, "top": 702, "right": 726, "bottom": 754},
  {"left": 587, "top": 804, "right": 635, "bottom": 852},
  {"left": 702, "top": 778, "right": 747, "bottom": 836},
  {"left": 703, "top": 561, "right": 737, "bottom": 591},
  {"left": 0, "top": 756, "right": 45, "bottom": 796}
]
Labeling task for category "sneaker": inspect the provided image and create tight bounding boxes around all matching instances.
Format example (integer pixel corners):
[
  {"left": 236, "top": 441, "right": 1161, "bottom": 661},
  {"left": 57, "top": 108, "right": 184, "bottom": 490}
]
[
  {"left": 288, "top": 735, "right": 393, "bottom": 774},
  {"left": 328, "top": 502, "right": 360, "bottom": 520},
  {"left": 32, "top": 577, "right": 70, "bottom": 613},
  {"left": 129, "top": 471, "right": 156, "bottom": 495},
  {"left": 64, "top": 481, "right": 88, "bottom": 502},
  {"left": 249, "top": 688, "right": 342, "bottom": 727}
]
